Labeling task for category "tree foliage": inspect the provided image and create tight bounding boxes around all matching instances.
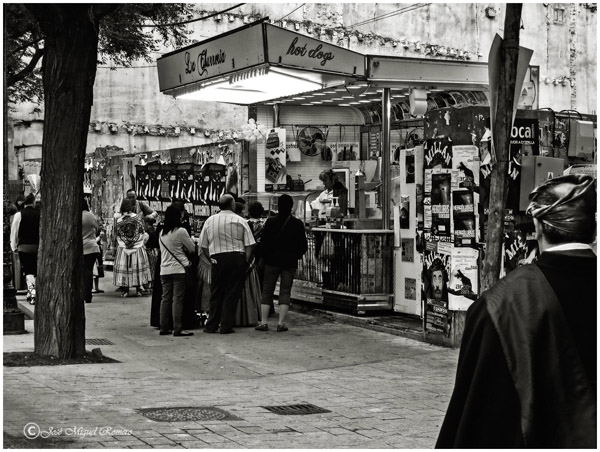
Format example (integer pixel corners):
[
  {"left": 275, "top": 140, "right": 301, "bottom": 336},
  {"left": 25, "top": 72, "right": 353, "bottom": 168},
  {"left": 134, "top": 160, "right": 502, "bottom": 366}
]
[{"left": 5, "top": 3, "right": 195, "bottom": 104}]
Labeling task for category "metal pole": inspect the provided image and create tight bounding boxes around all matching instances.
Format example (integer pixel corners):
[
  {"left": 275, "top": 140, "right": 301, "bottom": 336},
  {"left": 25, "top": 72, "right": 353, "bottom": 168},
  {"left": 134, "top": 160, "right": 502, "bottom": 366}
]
[{"left": 381, "top": 88, "right": 392, "bottom": 230}]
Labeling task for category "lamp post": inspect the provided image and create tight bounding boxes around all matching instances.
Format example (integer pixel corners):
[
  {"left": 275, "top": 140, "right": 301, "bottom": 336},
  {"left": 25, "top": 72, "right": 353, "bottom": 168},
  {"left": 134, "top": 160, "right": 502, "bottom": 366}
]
[{"left": 3, "top": 19, "right": 26, "bottom": 334}]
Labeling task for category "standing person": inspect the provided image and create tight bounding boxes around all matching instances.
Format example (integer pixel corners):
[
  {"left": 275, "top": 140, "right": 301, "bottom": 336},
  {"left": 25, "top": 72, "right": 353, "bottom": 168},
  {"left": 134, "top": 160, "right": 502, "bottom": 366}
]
[
  {"left": 436, "top": 174, "right": 596, "bottom": 448},
  {"left": 10, "top": 193, "right": 40, "bottom": 304},
  {"left": 113, "top": 199, "right": 152, "bottom": 297},
  {"left": 158, "top": 205, "right": 196, "bottom": 337},
  {"left": 255, "top": 194, "right": 308, "bottom": 332},
  {"left": 126, "top": 188, "right": 158, "bottom": 221},
  {"left": 10, "top": 195, "right": 26, "bottom": 291},
  {"left": 312, "top": 169, "right": 348, "bottom": 219},
  {"left": 199, "top": 194, "right": 255, "bottom": 334},
  {"left": 82, "top": 198, "right": 100, "bottom": 304},
  {"left": 234, "top": 202, "right": 264, "bottom": 327}
]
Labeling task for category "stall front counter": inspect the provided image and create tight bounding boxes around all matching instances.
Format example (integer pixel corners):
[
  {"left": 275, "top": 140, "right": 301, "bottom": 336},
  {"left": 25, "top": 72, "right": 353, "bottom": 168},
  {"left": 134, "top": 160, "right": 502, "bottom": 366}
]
[{"left": 292, "top": 227, "right": 394, "bottom": 313}]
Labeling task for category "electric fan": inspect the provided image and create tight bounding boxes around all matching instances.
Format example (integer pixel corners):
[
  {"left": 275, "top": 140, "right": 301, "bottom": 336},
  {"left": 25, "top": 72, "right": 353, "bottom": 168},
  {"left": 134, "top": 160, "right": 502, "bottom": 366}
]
[{"left": 297, "top": 126, "right": 327, "bottom": 156}]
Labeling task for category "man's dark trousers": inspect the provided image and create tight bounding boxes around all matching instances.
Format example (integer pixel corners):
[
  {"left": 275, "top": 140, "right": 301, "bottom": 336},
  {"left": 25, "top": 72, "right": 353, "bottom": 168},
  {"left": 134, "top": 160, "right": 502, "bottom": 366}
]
[{"left": 205, "top": 252, "right": 246, "bottom": 332}]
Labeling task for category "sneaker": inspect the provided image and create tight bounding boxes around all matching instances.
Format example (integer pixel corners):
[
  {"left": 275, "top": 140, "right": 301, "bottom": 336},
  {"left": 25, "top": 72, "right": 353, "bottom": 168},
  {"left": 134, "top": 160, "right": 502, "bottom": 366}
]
[
  {"left": 276, "top": 324, "right": 288, "bottom": 332},
  {"left": 255, "top": 324, "right": 269, "bottom": 331}
]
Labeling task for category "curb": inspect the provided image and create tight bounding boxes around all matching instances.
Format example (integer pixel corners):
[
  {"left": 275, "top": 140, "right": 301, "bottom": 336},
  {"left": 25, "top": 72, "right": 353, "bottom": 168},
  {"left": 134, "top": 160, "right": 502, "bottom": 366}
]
[
  {"left": 290, "top": 303, "right": 425, "bottom": 343},
  {"left": 17, "top": 299, "right": 34, "bottom": 320}
]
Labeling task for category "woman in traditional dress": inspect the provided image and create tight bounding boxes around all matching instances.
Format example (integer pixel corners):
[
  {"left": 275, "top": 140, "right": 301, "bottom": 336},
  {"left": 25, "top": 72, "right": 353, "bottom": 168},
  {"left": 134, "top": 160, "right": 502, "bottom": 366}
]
[
  {"left": 234, "top": 201, "right": 264, "bottom": 327},
  {"left": 113, "top": 198, "right": 152, "bottom": 297}
]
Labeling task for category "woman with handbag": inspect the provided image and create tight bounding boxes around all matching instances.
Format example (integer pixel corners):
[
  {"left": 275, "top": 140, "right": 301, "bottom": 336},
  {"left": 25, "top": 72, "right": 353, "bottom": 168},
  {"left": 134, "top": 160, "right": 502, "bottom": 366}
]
[{"left": 158, "top": 205, "right": 196, "bottom": 337}]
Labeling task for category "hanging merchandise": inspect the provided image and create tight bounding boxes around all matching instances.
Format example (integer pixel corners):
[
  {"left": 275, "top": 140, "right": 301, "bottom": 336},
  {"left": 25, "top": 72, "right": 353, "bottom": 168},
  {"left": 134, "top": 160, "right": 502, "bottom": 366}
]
[
  {"left": 286, "top": 141, "right": 302, "bottom": 162},
  {"left": 265, "top": 128, "right": 287, "bottom": 191},
  {"left": 176, "top": 163, "right": 195, "bottom": 202},
  {"left": 337, "top": 142, "right": 357, "bottom": 161},
  {"left": 135, "top": 165, "right": 150, "bottom": 200}
]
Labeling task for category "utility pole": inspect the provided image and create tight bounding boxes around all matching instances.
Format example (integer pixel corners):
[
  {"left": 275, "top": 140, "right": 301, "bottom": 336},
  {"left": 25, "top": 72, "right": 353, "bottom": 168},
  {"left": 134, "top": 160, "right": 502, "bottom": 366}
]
[{"left": 481, "top": 4, "right": 523, "bottom": 291}]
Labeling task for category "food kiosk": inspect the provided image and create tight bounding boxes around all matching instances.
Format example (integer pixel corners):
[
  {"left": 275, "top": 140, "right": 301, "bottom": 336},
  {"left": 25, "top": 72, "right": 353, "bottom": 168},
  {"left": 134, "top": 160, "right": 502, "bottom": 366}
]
[{"left": 156, "top": 19, "right": 493, "bottom": 318}]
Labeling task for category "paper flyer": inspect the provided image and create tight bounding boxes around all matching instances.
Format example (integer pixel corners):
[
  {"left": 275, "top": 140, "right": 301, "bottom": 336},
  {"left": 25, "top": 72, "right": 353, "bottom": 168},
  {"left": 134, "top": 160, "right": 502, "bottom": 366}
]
[
  {"left": 448, "top": 247, "right": 479, "bottom": 311},
  {"left": 430, "top": 171, "right": 452, "bottom": 238},
  {"left": 452, "top": 190, "right": 477, "bottom": 246}
]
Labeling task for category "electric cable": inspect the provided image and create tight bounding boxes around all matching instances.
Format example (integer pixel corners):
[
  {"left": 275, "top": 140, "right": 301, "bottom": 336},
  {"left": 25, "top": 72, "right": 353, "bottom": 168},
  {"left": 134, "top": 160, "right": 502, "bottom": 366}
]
[
  {"left": 143, "top": 4, "right": 246, "bottom": 28},
  {"left": 279, "top": 4, "right": 306, "bottom": 21},
  {"left": 347, "top": 3, "right": 431, "bottom": 29}
]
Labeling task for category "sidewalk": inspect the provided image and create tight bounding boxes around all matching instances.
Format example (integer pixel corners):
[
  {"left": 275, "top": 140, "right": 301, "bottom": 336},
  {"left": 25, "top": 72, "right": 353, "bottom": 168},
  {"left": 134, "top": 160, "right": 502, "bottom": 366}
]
[{"left": 4, "top": 274, "right": 458, "bottom": 449}]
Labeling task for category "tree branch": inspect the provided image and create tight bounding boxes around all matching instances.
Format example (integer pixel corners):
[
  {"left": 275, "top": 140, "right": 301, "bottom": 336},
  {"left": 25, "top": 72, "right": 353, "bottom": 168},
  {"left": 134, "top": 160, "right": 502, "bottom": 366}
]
[
  {"left": 7, "top": 45, "right": 44, "bottom": 87},
  {"left": 10, "top": 36, "right": 44, "bottom": 56}
]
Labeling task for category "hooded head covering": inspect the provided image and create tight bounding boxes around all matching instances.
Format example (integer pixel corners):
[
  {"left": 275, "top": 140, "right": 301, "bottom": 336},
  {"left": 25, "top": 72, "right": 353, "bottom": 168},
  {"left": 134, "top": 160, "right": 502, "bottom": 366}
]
[{"left": 526, "top": 174, "right": 596, "bottom": 236}]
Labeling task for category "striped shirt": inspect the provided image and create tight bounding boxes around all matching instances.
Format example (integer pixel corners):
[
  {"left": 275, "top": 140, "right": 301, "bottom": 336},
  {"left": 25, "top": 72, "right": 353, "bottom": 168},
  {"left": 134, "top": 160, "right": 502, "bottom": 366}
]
[{"left": 199, "top": 210, "right": 255, "bottom": 256}]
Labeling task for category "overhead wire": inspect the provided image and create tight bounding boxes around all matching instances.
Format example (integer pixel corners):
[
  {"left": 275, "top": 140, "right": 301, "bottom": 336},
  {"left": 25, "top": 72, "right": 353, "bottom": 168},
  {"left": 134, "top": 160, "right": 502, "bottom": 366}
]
[
  {"left": 279, "top": 3, "right": 306, "bottom": 21},
  {"left": 347, "top": 3, "right": 431, "bottom": 29},
  {"left": 143, "top": 4, "right": 246, "bottom": 28}
]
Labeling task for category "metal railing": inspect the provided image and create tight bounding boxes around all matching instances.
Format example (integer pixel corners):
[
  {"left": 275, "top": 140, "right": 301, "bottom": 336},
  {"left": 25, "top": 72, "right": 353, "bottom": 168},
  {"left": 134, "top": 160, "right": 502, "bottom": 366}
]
[{"left": 296, "top": 229, "right": 393, "bottom": 295}]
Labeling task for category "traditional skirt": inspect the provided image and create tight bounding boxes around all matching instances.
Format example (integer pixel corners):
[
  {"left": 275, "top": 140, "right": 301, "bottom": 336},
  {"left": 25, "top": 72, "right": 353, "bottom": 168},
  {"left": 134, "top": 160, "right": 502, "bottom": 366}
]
[
  {"left": 113, "top": 246, "right": 152, "bottom": 288},
  {"left": 146, "top": 248, "right": 158, "bottom": 282},
  {"left": 234, "top": 265, "right": 262, "bottom": 327}
]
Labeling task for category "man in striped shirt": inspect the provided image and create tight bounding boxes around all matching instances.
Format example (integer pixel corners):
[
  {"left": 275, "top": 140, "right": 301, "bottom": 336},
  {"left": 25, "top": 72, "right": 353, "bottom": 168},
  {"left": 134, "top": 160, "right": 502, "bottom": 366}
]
[{"left": 200, "top": 194, "right": 255, "bottom": 334}]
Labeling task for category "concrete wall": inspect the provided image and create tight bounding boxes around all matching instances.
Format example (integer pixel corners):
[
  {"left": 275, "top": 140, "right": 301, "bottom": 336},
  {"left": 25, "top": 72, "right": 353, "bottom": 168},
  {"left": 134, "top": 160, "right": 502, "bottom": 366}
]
[{"left": 9, "top": 3, "right": 597, "bottom": 178}]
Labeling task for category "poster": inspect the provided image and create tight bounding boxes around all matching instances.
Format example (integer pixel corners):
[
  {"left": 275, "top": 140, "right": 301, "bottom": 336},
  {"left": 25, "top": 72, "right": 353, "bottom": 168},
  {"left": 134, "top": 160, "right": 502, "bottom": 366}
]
[
  {"left": 265, "top": 128, "right": 287, "bottom": 190},
  {"left": 430, "top": 172, "right": 452, "bottom": 239},
  {"left": 452, "top": 145, "right": 480, "bottom": 191},
  {"left": 399, "top": 196, "right": 410, "bottom": 229},
  {"left": 452, "top": 190, "right": 477, "bottom": 246},
  {"left": 448, "top": 247, "right": 479, "bottom": 311},
  {"left": 507, "top": 118, "right": 539, "bottom": 211},
  {"left": 405, "top": 277, "right": 417, "bottom": 300},
  {"left": 405, "top": 150, "right": 416, "bottom": 183},
  {"left": 423, "top": 248, "right": 451, "bottom": 336},
  {"left": 401, "top": 238, "right": 414, "bottom": 262},
  {"left": 503, "top": 221, "right": 538, "bottom": 276}
]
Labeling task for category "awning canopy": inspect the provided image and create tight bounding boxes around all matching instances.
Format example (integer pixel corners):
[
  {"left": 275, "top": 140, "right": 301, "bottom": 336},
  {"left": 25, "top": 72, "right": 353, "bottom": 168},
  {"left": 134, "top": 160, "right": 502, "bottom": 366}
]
[{"left": 157, "top": 19, "right": 490, "bottom": 109}]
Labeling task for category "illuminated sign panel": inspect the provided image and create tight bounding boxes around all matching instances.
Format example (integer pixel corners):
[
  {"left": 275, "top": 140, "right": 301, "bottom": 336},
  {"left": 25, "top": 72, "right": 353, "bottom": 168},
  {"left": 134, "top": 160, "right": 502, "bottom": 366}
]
[
  {"left": 157, "top": 25, "right": 265, "bottom": 92},
  {"left": 266, "top": 25, "right": 365, "bottom": 77}
]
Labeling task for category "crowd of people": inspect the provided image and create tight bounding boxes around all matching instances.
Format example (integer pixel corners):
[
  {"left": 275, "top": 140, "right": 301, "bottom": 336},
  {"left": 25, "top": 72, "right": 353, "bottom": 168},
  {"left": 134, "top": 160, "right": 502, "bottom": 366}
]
[{"left": 109, "top": 189, "right": 308, "bottom": 337}]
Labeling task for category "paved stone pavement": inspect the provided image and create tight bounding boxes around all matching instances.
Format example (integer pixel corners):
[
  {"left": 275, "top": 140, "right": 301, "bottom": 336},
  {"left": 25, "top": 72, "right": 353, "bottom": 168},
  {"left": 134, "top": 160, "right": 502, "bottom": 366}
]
[{"left": 4, "top": 276, "right": 459, "bottom": 449}]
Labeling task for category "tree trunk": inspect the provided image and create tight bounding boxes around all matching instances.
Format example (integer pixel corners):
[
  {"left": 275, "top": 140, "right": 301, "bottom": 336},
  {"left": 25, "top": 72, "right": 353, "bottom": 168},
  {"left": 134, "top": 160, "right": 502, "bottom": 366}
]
[
  {"left": 28, "top": 6, "right": 100, "bottom": 357},
  {"left": 481, "top": 4, "right": 523, "bottom": 292}
]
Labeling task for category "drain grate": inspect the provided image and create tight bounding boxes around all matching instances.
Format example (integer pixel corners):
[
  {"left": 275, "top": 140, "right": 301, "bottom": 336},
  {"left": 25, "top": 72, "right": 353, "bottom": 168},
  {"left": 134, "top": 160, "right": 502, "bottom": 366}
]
[
  {"left": 262, "top": 403, "right": 331, "bottom": 416},
  {"left": 137, "top": 407, "right": 241, "bottom": 422},
  {"left": 86, "top": 338, "right": 114, "bottom": 345}
]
